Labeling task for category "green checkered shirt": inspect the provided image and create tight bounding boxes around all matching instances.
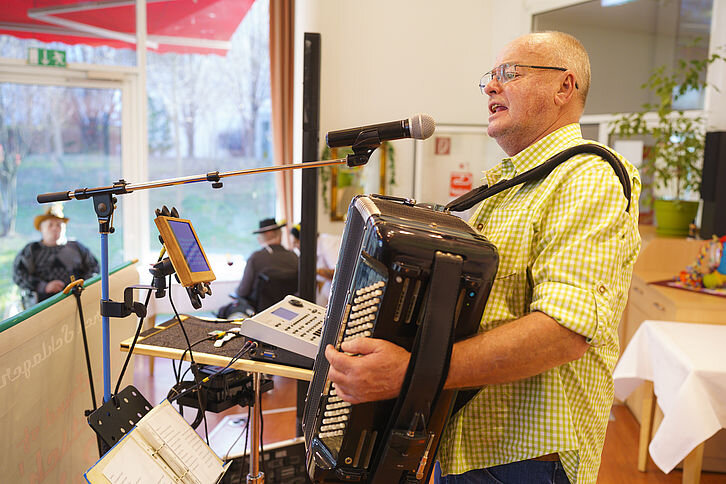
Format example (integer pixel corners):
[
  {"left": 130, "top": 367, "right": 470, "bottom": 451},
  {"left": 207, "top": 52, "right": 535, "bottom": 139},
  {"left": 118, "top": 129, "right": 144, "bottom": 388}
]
[{"left": 438, "top": 124, "right": 641, "bottom": 484}]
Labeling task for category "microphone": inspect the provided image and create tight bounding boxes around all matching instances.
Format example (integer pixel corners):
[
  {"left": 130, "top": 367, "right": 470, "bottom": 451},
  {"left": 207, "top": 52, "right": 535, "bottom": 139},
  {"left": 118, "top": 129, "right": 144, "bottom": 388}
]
[{"left": 326, "top": 113, "right": 436, "bottom": 148}]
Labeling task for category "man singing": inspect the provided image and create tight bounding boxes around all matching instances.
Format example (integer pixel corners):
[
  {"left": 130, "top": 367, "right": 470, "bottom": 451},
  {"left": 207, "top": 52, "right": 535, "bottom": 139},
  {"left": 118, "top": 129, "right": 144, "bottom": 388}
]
[{"left": 325, "top": 31, "right": 641, "bottom": 484}]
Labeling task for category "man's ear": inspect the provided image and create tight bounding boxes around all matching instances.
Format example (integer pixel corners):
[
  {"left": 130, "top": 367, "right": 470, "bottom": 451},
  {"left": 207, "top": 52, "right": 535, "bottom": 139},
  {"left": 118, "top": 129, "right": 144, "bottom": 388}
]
[{"left": 554, "top": 72, "right": 577, "bottom": 106}]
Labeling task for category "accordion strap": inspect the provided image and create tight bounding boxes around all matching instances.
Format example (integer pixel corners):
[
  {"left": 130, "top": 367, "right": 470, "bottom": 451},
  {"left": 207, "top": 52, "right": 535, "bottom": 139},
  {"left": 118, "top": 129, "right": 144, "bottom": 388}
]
[
  {"left": 445, "top": 143, "right": 631, "bottom": 213},
  {"left": 373, "top": 251, "right": 462, "bottom": 481},
  {"left": 397, "top": 251, "right": 461, "bottom": 423}
]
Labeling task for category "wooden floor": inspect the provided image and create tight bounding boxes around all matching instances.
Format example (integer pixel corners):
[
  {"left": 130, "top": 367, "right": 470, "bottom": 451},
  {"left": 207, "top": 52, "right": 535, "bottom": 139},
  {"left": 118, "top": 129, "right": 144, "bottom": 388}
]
[{"left": 132, "top": 355, "right": 726, "bottom": 483}]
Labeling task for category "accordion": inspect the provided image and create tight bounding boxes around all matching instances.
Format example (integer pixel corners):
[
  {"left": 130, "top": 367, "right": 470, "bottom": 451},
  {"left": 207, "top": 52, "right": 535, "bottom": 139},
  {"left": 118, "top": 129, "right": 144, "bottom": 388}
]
[{"left": 303, "top": 195, "right": 499, "bottom": 483}]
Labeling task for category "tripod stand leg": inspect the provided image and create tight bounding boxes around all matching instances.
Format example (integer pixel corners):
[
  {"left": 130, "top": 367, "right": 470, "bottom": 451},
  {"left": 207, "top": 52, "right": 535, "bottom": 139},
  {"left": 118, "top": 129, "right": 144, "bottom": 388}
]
[{"left": 247, "top": 372, "right": 265, "bottom": 483}]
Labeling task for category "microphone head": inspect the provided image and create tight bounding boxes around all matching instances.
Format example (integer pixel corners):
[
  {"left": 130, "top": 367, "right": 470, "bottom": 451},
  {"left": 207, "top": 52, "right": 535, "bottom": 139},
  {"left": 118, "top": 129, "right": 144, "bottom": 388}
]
[{"left": 409, "top": 113, "right": 436, "bottom": 140}]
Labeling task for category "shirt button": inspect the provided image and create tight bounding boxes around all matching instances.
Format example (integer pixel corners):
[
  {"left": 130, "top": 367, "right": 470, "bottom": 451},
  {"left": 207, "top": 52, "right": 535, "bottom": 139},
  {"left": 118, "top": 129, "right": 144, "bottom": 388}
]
[
  {"left": 598, "top": 284, "right": 607, "bottom": 294},
  {"left": 477, "top": 223, "right": 484, "bottom": 231}
]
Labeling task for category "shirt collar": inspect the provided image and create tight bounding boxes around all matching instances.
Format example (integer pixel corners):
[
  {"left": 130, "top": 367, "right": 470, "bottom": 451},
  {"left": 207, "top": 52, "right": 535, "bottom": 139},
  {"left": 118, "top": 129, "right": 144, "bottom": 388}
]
[
  {"left": 509, "top": 123, "right": 584, "bottom": 174},
  {"left": 483, "top": 124, "right": 583, "bottom": 186}
]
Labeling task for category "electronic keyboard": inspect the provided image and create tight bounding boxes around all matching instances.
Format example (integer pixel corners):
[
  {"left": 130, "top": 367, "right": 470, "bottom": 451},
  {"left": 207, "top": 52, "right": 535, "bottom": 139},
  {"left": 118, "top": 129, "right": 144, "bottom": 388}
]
[{"left": 239, "top": 295, "right": 324, "bottom": 359}]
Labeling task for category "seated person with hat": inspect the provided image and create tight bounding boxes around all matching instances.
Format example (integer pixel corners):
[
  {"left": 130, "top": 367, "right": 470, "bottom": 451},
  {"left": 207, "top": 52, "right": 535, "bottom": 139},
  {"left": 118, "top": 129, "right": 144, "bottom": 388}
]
[
  {"left": 13, "top": 205, "right": 100, "bottom": 309},
  {"left": 218, "top": 218, "right": 299, "bottom": 318}
]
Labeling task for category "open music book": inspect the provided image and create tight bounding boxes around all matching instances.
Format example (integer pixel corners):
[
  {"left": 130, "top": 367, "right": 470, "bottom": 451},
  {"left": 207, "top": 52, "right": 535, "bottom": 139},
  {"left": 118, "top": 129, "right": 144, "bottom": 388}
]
[{"left": 85, "top": 399, "right": 231, "bottom": 484}]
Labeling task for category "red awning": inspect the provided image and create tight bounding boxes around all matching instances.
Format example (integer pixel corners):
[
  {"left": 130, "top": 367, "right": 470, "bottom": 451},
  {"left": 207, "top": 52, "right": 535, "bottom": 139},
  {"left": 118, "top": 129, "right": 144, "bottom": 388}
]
[{"left": 0, "top": 0, "right": 256, "bottom": 55}]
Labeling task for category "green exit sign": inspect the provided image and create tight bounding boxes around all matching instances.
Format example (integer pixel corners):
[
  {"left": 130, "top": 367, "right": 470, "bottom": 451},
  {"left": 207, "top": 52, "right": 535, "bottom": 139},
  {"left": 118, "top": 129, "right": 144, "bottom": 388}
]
[{"left": 27, "top": 47, "right": 67, "bottom": 67}]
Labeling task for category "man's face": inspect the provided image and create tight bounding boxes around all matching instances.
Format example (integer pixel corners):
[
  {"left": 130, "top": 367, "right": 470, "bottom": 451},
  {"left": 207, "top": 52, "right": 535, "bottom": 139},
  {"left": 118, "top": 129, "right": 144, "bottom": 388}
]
[
  {"left": 40, "top": 218, "right": 64, "bottom": 245},
  {"left": 484, "top": 39, "right": 563, "bottom": 156}
]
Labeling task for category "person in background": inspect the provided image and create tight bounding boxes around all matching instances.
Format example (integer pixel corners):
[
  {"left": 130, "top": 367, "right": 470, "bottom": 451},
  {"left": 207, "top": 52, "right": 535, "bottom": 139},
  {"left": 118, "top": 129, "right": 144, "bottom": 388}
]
[
  {"left": 13, "top": 204, "right": 99, "bottom": 308},
  {"left": 324, "top": 31, "right": 641, "bottom": 484},
  {"left": 233, "top": 218, "right": 298, "bottom": 310},
  {"left": 290, "top": 223, "right": 340, "bottom": 306}
]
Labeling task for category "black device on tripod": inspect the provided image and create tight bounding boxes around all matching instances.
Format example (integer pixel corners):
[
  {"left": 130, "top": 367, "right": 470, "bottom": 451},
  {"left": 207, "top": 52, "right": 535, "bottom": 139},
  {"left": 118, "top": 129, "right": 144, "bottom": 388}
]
[{"left": 173, "top": 365, "right": 274, "bottom": 429}]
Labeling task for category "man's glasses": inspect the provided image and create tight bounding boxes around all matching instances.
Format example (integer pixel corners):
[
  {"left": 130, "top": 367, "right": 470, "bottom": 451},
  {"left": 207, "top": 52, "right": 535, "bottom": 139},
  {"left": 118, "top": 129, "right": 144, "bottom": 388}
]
[{"left": 479, "top": 64, "right": 576, "bottom": 93}]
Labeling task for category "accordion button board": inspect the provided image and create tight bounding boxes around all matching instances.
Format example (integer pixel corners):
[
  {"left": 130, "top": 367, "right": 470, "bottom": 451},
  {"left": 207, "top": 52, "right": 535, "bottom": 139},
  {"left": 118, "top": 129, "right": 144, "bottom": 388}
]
[{"left": 239, "top": 295, "right": 324, "bottom": 360}]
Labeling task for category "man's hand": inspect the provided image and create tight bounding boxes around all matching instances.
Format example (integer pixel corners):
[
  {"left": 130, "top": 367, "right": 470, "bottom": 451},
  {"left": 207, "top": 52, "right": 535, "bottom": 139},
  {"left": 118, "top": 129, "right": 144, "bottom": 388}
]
[
  {"left": 325, "top": 338, "right": 410, "bottom": 404},
  {"left": 45, "top": 280, "right": 65, "bottom": 294}
]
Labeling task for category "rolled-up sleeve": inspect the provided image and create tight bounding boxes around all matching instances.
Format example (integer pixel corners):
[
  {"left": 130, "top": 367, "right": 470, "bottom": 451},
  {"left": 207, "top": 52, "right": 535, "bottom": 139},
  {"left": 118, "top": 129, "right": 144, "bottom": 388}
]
[{"left": 529, "top": 157, "right": 634, "bottom": 344}]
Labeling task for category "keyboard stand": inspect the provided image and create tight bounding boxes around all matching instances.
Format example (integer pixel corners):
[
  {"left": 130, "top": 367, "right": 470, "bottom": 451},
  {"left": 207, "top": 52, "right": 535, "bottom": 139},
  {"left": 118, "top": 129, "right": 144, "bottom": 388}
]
[{"left": 119, "top": 314, "right": 313, "bottom": 484}]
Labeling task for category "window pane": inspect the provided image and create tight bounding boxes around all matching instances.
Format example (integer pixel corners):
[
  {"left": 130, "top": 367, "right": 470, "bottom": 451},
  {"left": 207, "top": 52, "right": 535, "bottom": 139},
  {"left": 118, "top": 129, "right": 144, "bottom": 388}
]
[
  {"left": 533, "top": 0, "right": 713, "bottom": 115},
  {"left": 0, "top": 83, "right": 123, "bottom": 318},
  {"left": 0, "top": 35, "right": 136, "bottom": 66},
  {"left": 146, "top": 0, "right": 273, "bottom": 269}
]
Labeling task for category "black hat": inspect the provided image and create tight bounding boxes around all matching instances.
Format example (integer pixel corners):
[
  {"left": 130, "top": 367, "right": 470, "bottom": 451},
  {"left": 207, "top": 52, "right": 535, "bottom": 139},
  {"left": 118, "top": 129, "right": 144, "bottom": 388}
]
[{"left": 253, "top": 218, "right": 286, "bottom": 234}]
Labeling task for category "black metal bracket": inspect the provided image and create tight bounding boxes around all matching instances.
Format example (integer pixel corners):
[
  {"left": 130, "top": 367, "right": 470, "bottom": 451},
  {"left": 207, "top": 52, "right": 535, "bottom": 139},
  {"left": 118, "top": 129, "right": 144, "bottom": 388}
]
[
  {"left": 347, "top": 129, "right": 381, "bottom": 167},
  {"left": 207, "top": 171, "right": 223, "bottom": 189},
  {"left": 87, "top": 385, "right": 153, "bottom": 451},
  {"left": 100, "top": 285, "right": 154, "bottom": 319}
]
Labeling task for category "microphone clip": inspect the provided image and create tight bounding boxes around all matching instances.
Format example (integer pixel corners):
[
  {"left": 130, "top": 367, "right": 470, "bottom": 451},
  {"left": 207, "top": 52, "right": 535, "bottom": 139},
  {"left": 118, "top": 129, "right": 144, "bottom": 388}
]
[{"left": 347, "top": 129, "right": 381, "bottom": 167}]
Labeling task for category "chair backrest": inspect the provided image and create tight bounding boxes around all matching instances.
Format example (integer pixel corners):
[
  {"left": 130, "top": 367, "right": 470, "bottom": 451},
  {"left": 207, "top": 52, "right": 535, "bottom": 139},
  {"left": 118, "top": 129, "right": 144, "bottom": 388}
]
[{"left": 251, "top": 265, "right": 299, "bottom": 313}]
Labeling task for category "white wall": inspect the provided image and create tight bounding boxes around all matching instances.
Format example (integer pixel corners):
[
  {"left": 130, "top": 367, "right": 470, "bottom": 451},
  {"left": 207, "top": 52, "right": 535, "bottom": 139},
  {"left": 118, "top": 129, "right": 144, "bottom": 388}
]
[
  {"left": 294, "top": 0, "right": 513, "bottom": 234},
  {"left": 292, "top": 0, "right": 726, "bottom": 234}
]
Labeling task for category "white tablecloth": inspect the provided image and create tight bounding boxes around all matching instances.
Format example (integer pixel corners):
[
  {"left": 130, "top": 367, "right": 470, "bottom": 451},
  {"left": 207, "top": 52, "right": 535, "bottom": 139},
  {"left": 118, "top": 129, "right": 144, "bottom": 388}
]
[{"left": 613, "top": 320, "right": 726, "bottom": 473}]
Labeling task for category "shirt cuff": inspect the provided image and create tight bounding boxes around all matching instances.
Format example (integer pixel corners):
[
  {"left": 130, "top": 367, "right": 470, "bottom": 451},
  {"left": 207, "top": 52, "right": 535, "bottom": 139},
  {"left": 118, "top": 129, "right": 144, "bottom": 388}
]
[{"left": 530, "top": 280, "right": 611, "bottom": 345}]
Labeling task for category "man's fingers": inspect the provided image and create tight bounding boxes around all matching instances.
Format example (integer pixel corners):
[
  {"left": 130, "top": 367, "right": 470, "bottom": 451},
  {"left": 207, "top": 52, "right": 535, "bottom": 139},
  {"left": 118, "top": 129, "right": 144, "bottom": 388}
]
[
  {"left": 325, "top": 344, "right": 355, "bottom": 373},
  {"left": 332, "top": 383, "right": 359, "bottom": 405},
  {"left": 340, "top": 336, "right": 384, "bottom": 355}
]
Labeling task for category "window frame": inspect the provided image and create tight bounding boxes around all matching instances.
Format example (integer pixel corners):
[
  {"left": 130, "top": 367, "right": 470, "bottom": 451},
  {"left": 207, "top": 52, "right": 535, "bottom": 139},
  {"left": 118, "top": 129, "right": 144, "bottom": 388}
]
[{"left": 0, "top": 57, "right": 148, "bottom": 267}]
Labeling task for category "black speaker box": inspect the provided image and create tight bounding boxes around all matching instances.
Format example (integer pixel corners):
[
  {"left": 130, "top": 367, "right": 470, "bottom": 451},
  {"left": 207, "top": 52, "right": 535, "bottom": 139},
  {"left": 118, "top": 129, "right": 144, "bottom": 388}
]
[
  {"left": 300, "top": 32, "right": 321, "bottom": 303},
  {"left": 700, "top": 131, "right": 726, "bottom": 238},
  {"left": 298, "top": 31, "right": 321, "bottom": 436},
  {"left": 221, "top": 437, "right": 311, "bottom": 483}
]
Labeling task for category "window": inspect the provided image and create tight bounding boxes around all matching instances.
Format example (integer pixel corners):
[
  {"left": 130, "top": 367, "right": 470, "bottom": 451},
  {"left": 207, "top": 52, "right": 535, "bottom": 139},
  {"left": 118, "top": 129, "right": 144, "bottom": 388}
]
[
  {"left": 0, "top": 0, "right": 271, "bottom": 318},
  {"left": 533, "top": 0, "right": 713, "bottom": 115},
  {"left": 145, "top": 0, "right": 273, "bottom": 272},
  {"left": 0, "top": 82, "right": 123, "bottom": 317}
]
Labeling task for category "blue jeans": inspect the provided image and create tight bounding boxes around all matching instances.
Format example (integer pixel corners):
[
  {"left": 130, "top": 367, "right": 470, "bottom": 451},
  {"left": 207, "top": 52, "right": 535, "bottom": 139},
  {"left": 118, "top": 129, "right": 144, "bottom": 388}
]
[{"left": 434, "top": 459, "right": 570, "bottom": 484}]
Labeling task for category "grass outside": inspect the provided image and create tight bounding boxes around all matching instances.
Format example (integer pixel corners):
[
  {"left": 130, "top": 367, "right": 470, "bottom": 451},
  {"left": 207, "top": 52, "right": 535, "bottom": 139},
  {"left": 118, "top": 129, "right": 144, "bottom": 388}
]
[
  {"left": 1, "top": 233, "right": 26, "bottom": 318},
  {"left": 2, "top": 153, "right": 278, "bottom": 319}
]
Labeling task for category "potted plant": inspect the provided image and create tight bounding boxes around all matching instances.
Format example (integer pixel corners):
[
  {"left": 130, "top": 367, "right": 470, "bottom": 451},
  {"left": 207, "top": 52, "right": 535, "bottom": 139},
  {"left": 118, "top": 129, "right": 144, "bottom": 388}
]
[{"left": 610, "top": 50, "right": 724, "bottom": 236}]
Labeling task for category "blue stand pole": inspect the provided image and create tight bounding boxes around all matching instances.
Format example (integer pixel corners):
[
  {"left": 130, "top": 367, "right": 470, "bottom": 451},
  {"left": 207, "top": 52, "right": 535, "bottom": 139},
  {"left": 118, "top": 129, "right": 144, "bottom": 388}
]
[{"left": 101, "top": 232, "right": 111, "bottom": 402}]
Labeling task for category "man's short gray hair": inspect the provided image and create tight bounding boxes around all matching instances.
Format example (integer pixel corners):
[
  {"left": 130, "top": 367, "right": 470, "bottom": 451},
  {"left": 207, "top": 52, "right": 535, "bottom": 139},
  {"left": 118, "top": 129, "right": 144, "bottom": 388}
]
[{"left": 529, "top": 31, "right": 591, "bottom": 107}]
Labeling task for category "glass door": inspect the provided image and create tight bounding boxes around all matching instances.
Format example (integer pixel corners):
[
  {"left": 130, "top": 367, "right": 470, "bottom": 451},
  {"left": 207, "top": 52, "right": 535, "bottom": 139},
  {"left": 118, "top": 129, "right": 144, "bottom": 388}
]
[{"left": 0, "top": 81, "right": 123, "bottom": 318}]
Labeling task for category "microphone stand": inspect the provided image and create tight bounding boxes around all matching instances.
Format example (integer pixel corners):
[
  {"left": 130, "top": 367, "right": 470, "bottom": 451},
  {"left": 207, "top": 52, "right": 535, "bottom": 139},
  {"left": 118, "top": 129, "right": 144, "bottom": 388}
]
[{"left": 36, "top": 146, "right": 378, "bottom": 477}]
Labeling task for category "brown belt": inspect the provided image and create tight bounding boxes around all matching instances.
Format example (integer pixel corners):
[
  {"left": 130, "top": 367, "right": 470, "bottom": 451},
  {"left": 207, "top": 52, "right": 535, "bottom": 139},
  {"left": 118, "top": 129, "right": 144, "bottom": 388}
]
[{"left": 531, "top": 453, "right": 560, "bottom": 462}]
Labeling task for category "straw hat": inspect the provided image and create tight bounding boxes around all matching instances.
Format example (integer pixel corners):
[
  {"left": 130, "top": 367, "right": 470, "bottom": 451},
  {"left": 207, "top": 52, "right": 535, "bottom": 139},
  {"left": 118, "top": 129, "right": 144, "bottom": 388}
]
[
  {"left": 252, "top": 218, "right": 286, "bottom": 234},
  {"left": 34, "top": 204, "right": 69, "bottom": 231}
]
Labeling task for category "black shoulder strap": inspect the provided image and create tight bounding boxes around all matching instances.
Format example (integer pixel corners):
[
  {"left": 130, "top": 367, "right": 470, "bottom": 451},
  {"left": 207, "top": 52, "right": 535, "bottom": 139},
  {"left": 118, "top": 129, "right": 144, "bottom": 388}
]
[{"left": 445, "top": 144, "right": 631, "bottom": 213}]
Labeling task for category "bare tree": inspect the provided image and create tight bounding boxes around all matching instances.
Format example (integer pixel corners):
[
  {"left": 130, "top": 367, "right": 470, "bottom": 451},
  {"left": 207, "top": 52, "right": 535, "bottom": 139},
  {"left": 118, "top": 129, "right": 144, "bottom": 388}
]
[
  {"left": 0, "top": 87, "right": 24, "bottom": 236},
  {"left": 147, "top": 52, "right": 218, "bottom": 160},
  {"left": 223, "top": 0, "right": 270, "bottom": 159}
]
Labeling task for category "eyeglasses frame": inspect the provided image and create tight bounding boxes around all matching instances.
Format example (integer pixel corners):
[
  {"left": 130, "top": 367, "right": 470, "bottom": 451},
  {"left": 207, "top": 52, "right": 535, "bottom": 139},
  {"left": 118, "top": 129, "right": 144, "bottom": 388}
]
[{"left": 479, "top": 64, "right": 578, "bottom": 93}]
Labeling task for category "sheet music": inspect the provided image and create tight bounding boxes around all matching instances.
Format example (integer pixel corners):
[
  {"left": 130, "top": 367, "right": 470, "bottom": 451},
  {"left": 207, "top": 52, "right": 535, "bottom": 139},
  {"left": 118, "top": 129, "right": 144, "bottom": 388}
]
[
  {"left": 97, "top": 400, "right": 224, "bottom": 484},
  {"left": 142, "top": 402, "right": 223, "bottom": 483},
  {"left": 102, "top": 438, "right": 174, "bottom": 483}
]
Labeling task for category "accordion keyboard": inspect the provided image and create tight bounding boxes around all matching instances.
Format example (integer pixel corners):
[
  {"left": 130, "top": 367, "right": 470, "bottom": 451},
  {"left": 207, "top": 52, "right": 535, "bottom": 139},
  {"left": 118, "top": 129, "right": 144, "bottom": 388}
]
[
  {"left": 344, "top": 281, "right": 384, "bottom": 340},
  {"left": 318, "top": 385, "right": 351, "bottom": 439},
  {"left": 304, "top": 195, "right": 501, "bottom": 483},
  {"left": 317, "top": 280, "right": 385, "bottom": 447}
]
